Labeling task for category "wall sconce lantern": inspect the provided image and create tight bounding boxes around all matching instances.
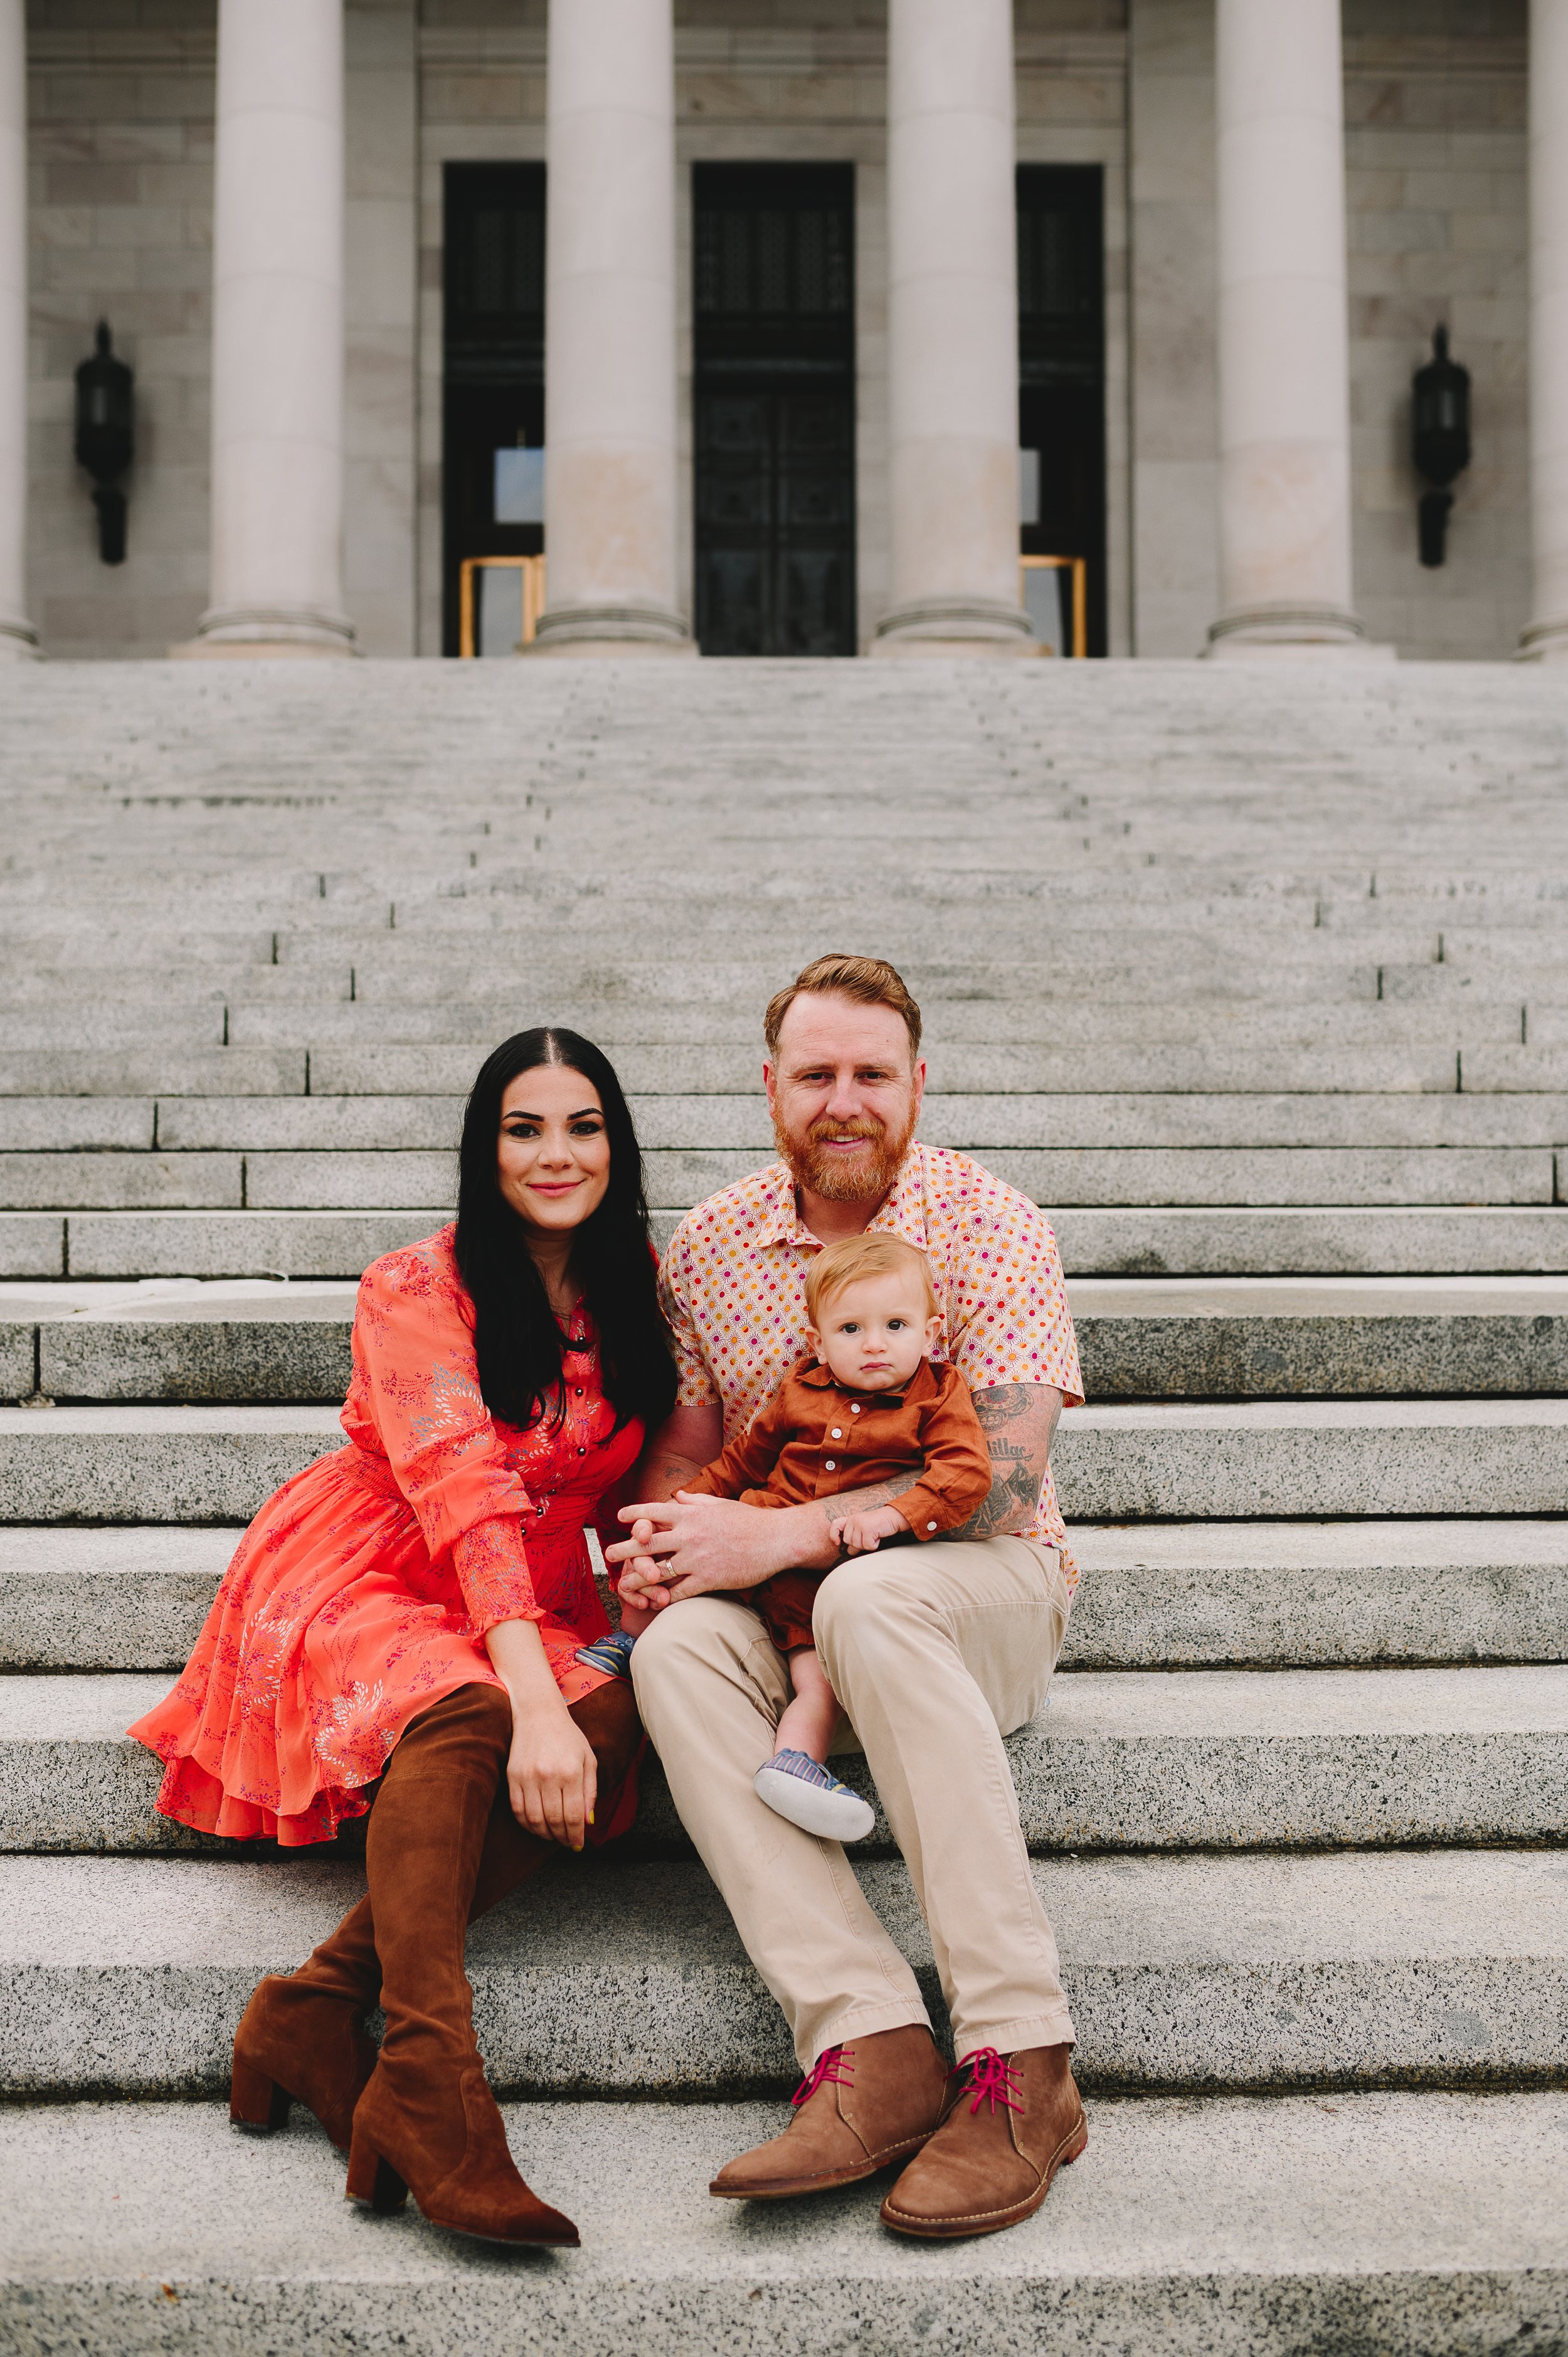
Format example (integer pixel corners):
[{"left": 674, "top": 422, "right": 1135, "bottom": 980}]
[
  {"left": 1411, "top": 323, "right": 1470, "bottom": 568},
  {"left": 74, "top": 320, "right": 134, "bottom": 565}
]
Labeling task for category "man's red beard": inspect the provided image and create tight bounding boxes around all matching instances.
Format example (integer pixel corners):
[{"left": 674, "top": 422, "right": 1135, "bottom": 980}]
[{"left": 774, "top": 1106, "right": 918, "bottom": 1203}]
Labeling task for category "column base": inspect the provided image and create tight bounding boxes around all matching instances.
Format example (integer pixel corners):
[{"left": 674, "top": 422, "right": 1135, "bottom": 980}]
[
  {"left": 528, "top": 600, "right": 696, "bottom": 657},
  {"left": 0, "top": 615, "right": 40, "bottom": 659},
  {"left": 871, "top": 596, "right": 1044, "bottom": 658},
  {"left": 1204, "top": 604, "right": 1387, "bottom": 659},
  {"left": 170, "top": 605, "right": 357, "bottom": 661},
  {"left": 1515, "top": 617, "right": 1568, "bottom": 661}
]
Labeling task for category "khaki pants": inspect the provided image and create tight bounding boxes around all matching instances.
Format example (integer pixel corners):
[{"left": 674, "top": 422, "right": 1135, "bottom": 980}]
[{"left": 630, "top": 1534, "right": 1074, "bottom": 2071}]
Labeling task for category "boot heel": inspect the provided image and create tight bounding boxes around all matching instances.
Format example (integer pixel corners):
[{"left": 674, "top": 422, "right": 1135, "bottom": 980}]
[
  {"left": 346, "top": 2127, "right": 408, "bottom": 2214},
  {"left": 230, "top": 2052, "right": 291, "bottom": 2134}
]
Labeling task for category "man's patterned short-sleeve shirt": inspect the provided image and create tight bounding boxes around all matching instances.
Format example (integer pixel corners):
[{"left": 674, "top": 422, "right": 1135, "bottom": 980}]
[{"left": 659, "top": 1142, "right": 1083, "bottom": 1587}]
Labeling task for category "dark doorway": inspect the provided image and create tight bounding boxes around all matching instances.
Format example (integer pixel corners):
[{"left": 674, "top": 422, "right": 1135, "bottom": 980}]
[
  {"left": 693, "top": 164, "right": 857, "bottom": 657},
  {"left": 1017, "top": 166, "right": 1107, "bottom": 656},
  {"left": 443, "top": 164, "right": 546, "bottom": 656}
]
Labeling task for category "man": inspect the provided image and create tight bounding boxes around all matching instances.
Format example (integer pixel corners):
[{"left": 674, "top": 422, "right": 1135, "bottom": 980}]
[{"left": 607, "top": 954, "right": 1086, "bottom": 2240}]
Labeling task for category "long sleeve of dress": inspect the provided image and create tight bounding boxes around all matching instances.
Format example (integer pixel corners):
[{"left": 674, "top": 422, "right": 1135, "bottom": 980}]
[{"left": 345, "top": 1247, "right": 544, "bottom": 1637}]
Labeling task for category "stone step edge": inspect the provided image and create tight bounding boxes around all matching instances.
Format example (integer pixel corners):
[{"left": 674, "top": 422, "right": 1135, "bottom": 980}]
[
  {"left": 1, "top": 2093, "right": 1564, "bottom": 2357},
  {"left": 7, "top": 1665, "right": 1566, "bottom": 1859},
  {"left": 8, "top": 1204, "right": 1568, "bottom": 1284}
]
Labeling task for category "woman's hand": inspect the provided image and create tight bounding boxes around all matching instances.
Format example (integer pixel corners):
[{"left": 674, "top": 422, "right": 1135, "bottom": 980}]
[
  {"left": 506, "top": 1698, "right": 598, "bottom": 1850},
  {"left": 484, "top": 1615, "right": 597, "bottom": 1849}
]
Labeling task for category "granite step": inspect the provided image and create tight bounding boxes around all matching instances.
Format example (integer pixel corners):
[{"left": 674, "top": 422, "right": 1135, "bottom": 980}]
[
  {"left": 5, "top": 2091, "right": 1565, "bottom": 2357},
  {"left": 6, "top": 1519, "right": 1565, "bottom": 1673},
  {"left": 8, "top": 1275, "right": 1568, "bottom": 1403},
  {"left": 5, "top": 1144, "right": 1557, "bottom": 1213},
  {"left": 10, "top": 1092, "right": 1568, "bottom": 1152},
  {"left": 0, "top": 1040, "right": 1484, "bottom": 1097},
  {"left": 4, "top": 1845, "right": 1565, "bottom": 2099},
  {"left": 9, "top": 1204, "right": 1568, "bottom": 1282},
  {"left": 4, "top": 1398, "right": 1567, "bottom": 1523},
  {"left": 7, "top": 1666, "right": 1564, "bottom": 1858}
]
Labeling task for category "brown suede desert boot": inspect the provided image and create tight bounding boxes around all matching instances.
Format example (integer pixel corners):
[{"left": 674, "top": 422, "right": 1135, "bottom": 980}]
[
  {"left": 880, "top": 2044, "right": 1088, "bottom": 2240},
  {"left": 710, "top": 2024, "right": 950, "bottom": 2199}
]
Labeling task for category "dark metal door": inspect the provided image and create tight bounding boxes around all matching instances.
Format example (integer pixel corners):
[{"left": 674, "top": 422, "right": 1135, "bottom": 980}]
[
  {"left": 442, "top": 164, "right": 546, "bottom": 655},
  {"left": 694, "top": 166, "right": 856, "bottom": 657},
  {"left": 1017, "top": 166, "right": 1107, "bottom": 657}
]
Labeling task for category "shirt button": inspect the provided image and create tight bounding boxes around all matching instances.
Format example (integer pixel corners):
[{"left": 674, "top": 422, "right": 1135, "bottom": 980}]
[
  {"left": 825, "top": 1459, "right": 837, "bottom": 1471},
  {"left": 576, "top": 1446, "right": 586, "bottom": 1455},
  {"left": 575, "top": 1387, "right": 583, "bottom": 1396},
  {"left": 850, "top": 1403, "right": 861, "bottom": 1414},
  {"left": 927, "top": 1521, "right": 938, "bottom": 1531},
  {"left": 830, "top": 1428, "right": 842, "bottom": 1439}
]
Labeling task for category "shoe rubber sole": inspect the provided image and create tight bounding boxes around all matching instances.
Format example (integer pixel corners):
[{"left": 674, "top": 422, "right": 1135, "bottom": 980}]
[{"left": 753, "top": 1760, "right": 876, "bottom": 1842}]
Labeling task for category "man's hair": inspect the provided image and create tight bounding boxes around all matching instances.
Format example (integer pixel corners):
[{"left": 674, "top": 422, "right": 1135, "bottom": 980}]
[
  {"left": 763, "top": 954, "right": 923, "bottom": 1063},
  {"left": 804, "top": 1233, "right": 937, "bottom": 1326}
]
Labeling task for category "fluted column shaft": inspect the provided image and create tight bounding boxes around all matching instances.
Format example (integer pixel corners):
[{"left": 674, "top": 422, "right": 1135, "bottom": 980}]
[
  {"left": 1521, "top": 0, "right": 1568, "bottom": 657},
  {"left": 0, "top": 0, "right": 36, "bottom": 657},
  {"left": 186, "top": 0, "right": 352, "bottom": 657},
  {"left": 532, "top": 0, "right": 691, "bottom": 654},
  {"left": 1207, "top": 0, "right": 1365, "bottom": 654},
  {"left": 872, "top": 0, "right": 1034, "bottom": 656}
]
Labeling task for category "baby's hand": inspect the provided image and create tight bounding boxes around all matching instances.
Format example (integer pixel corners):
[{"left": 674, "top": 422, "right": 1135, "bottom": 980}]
[
  {"left": 615, "top": 1597, "right": 655, "bottom": 1637},
  {"left": 832, "top": 1505, "right": 910, "bottom": 1556}
]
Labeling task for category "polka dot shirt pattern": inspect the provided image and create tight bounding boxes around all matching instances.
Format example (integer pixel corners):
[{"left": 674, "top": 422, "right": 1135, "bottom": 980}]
[{"left": 659, "top": 1143, "right": 1083, "bottom": 1588}]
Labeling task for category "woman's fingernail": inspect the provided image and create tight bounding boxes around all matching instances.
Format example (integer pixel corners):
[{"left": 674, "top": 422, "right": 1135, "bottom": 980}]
[{"left": 588, "top": 1809, "right": 595, "bottom": 1824}]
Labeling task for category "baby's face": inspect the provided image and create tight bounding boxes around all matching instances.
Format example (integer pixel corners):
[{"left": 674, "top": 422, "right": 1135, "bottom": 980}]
[{"left": 810, "top": 1271, "right": 941, "bottom": 1392}]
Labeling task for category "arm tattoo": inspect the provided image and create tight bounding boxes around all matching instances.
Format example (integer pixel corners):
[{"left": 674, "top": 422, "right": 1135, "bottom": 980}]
[{"left": 939, "top": 1384, "right": 1062, "bottom": 1543}]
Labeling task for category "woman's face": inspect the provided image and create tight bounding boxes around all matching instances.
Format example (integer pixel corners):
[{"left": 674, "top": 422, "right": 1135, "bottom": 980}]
[{"left": 497, "top": 1064, "right": 612, "bottom": 1237}]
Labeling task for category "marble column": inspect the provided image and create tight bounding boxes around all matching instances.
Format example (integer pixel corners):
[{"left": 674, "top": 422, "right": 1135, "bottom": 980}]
[
  {"left": 180, "top": 0, "right": 354, "bottom": 657},
  {"left": 531, "top": 0, "right": 691, "bottom": 655},
  {"left": 1206, "top": 0, "right": 1365, "bottom": 655},
  {"left": 872, "top": 0, "right": 1034, "bottom": 657},
  {"left": 1520, "top": 0, "right": 1568, "bottom": 657},
  {"left": 0, "top": 0, "right": 36, "bottom": 658}
]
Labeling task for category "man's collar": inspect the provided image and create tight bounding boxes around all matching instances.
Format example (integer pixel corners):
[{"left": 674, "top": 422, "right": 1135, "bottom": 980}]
[{"left": 760, "top": 1142, "right": 929, "bottom": 1252}]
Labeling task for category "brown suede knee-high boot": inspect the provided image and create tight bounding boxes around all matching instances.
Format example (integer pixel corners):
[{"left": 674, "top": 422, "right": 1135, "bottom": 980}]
[
  {"left": 230, "top": 1675, "right": 641, "bottom": 2159},
  {"left": 343, "top": 1681, "right": 580, "bottom": 2245}
]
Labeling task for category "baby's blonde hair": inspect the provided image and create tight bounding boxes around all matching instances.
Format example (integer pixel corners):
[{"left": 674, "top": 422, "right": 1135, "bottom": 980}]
[{"left": 804, "top": 1233, "right": 937, "bottom": 1326}]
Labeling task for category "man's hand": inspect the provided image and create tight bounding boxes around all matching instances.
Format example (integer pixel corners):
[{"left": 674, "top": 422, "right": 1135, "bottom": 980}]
[
  {"left": 607, "top": 1490, "right": 809, "bottom": 1606},
  {"left": 830, "top": 1503, "right": 909, "bottom": 1556}
]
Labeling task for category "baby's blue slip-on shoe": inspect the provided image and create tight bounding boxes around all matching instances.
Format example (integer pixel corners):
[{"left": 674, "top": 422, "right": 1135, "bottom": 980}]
[
  {"left": 575, "top": 1631, "right": 637, "bottom": 1678},
  {"left": 753, "top": 1750, "right": 876, "bottom": 1843}
]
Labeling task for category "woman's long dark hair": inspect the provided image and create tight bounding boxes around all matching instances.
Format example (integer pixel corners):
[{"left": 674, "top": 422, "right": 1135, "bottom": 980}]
[{"left": 454, "top": 1028, "right": 677, "bottom": 1435}]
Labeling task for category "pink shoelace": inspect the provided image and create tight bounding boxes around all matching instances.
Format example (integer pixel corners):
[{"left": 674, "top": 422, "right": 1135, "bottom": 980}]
[
  {"left": 953, "top": 2046, "right": 1022, "bottom": 2116},
  {"left": 792, "top": 2044, "right": 854, "bottom": 2107}
]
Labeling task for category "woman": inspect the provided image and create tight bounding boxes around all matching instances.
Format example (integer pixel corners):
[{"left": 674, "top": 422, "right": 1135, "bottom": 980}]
[{"left": 129, "top": 1028, "right": 675, "bottom": 2248}]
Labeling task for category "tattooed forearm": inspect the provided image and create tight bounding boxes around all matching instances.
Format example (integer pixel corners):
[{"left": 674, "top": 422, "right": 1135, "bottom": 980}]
[{"left": 939, "top": 1383, "right": 1063, "bottom": 1543}]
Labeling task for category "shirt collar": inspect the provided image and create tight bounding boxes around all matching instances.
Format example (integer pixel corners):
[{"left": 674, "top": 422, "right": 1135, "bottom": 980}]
[
  {"left": 758, "top": 1142, "right": 930, "bottom": 1253},
  {"left": 798, "top": 1354, "right": 939, "bottom": 1409}
]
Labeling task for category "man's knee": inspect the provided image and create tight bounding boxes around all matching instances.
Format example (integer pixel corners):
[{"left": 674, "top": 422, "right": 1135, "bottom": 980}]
[
  {"left": 629, "top": 1595, "right": 753, "bottom": 1707},
  {"left": 813, "top": 1552, "right": 926, "bottom": 1666}
]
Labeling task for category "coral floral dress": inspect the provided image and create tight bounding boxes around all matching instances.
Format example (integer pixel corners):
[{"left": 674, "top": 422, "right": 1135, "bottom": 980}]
[{"left": 129, "top": 1226, "right": 641, "bottom": 1849}]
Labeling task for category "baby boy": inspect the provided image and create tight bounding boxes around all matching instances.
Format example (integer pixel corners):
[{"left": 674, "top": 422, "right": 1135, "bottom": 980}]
[{"left": 580, "top": 1231, "right": 992, "bottom": 1842}]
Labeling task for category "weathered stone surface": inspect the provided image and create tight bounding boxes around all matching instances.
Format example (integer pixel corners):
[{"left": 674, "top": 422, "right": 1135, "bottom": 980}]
[
  {"left": 0, "top": 1156, "right": 243, "bottom": 1212},
  {"left": 8, "top": 1666, "right": 1565, "bottom": 1858},
  {"left": 57, "top": 1210, "right": 439, "bottom": 1279},
  {"left": 2, "top": 2092, "right": 1565, "bottom": 2357},
  {"left": 1054, "top": 1399, "right": 1568, "bottom": 1518},
  {"left": 0, "top": 1050, "right": 307, "bottom": 1099},
  {"left": 1066, "top": 1519, "right": 1568, "bottom": 1667},
  {"left": 0, "top": 1528, "right": 236, "bottom": 1669},
  {"left": 0, "top": 1407, "right": 342, "bottom": 1523},
  {"left": 3, "top": 1848, "right": 1566, "bottom": 2097}
]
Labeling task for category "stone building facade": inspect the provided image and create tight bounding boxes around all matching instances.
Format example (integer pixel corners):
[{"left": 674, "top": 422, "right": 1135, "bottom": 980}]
[{"left": 2, "top": 0, "right": 1554, "bottom": 664}]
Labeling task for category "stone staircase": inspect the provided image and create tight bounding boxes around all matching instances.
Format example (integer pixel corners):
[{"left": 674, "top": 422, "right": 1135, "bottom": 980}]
[{"left": 1, "top": 657, "right": 1566, "bottom": 2353}]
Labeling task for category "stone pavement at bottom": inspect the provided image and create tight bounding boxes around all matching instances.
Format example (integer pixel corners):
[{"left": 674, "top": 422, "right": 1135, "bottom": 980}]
[{"left": 0, "top": 656, "right": 1565, "bottom": 2351}]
